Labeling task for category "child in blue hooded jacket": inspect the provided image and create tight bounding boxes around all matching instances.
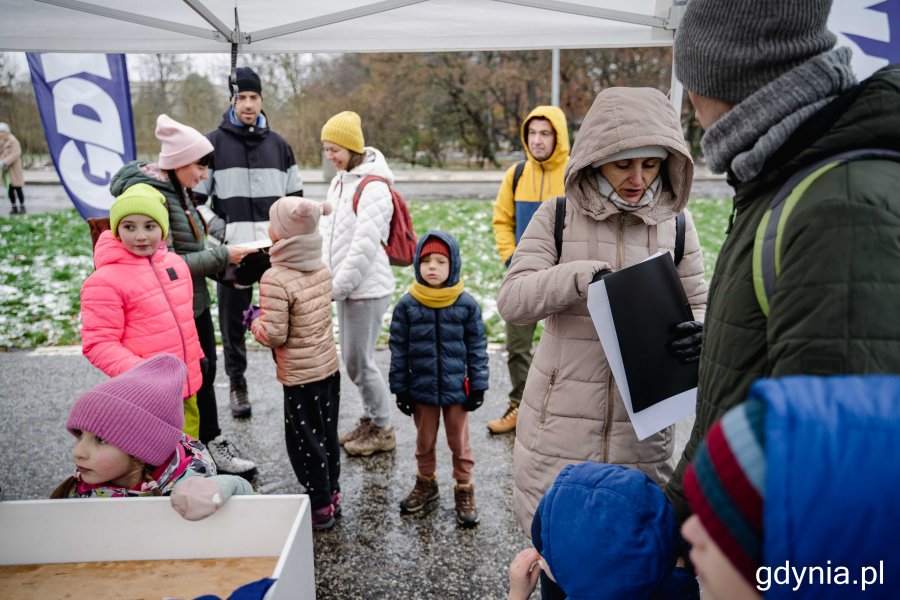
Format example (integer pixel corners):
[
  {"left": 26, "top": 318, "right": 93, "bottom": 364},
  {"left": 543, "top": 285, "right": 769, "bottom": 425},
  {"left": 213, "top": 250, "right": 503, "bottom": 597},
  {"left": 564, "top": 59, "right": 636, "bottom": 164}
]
[
  {"left": 389, "top": 230, "right": 489, "bottom": 527},
  {"left": 509, "top": 461, "right": 699, "bottom": 600}
]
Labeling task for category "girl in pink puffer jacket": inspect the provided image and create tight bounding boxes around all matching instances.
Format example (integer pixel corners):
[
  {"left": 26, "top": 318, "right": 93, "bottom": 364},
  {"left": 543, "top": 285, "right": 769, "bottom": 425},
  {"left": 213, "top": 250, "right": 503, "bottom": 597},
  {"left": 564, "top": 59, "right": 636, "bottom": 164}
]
[{"left": 80, "top": 183, "right": 204, "bottom": 438}]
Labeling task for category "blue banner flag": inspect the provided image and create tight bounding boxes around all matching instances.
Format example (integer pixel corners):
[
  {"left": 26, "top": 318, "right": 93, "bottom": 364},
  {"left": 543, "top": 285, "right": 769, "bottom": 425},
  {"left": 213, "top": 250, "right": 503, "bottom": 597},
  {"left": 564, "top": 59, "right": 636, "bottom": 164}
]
[
  {"left": 829, "top": 0, "right": 900, "bottom": 80},
  {"left": 26, "top": 53, "right": 135, "bottom": 220}
]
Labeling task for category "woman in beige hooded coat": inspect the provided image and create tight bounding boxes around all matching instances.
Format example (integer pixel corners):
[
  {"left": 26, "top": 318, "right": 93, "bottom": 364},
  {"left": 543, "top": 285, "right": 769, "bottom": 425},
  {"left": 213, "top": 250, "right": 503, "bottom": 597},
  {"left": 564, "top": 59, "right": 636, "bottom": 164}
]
[{"left": 497, "top": 87, "right": 708, "bottom": 535}]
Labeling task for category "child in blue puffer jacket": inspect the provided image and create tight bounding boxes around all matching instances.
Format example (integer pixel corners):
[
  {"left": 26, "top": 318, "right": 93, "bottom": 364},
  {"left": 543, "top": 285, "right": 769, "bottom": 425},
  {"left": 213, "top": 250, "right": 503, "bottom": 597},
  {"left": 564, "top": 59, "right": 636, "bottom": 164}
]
[{"left": 389, "top": 230, "right": 489, "bottom": 528}]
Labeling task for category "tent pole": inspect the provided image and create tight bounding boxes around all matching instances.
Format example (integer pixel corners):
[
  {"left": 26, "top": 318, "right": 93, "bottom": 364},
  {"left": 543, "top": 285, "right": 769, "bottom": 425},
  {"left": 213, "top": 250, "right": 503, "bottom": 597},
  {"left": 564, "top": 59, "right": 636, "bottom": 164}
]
[{"left": 551, "top": 48, "right": 560, "bottom": 107}]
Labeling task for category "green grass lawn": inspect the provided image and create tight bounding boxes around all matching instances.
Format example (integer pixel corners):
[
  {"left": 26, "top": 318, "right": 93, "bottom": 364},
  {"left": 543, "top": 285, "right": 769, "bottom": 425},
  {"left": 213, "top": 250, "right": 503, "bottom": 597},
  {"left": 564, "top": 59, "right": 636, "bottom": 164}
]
[{"left": 0, "top": 196, "right": 731, "bottom": 350}]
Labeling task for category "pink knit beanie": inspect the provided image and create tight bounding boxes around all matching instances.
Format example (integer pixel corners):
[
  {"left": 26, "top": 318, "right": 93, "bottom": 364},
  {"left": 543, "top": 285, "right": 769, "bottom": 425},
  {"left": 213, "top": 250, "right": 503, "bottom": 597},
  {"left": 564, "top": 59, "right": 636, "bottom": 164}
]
[
  {"left": 67, "top": 354, "right": 187, "bottom": 466},
  {"left": 269, "top": 197, "right": 332, "bottom": 240},
  {"left": 155, "top": 114, "right": 214, "bottom": 170}
]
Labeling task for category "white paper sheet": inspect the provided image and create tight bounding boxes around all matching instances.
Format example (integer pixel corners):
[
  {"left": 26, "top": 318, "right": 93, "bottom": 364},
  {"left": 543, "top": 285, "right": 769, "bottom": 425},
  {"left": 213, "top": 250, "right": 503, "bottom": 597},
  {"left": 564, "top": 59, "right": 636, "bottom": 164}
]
[{"left": 586, "top": 255, "right": 696, "bottom": 440}]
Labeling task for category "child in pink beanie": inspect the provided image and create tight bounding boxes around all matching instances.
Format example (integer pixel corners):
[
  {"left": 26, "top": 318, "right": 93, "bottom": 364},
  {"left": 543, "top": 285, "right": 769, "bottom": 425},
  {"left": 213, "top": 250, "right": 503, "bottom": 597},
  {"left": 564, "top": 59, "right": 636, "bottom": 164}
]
[
  {"left": 52, "top": 354, "right": 252, "bottom": 520},
  {"left": 248, "top": 197, "right": 341, "bottom": 530}
]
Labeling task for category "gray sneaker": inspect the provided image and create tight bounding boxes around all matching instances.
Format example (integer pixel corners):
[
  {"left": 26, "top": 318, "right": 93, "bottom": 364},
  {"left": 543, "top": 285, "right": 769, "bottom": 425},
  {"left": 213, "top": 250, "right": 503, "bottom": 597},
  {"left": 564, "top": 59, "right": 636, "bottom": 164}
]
[
  {"left": 344, "top": 424, "right": 396, "bottom": 456},
  {"left": 206, "top": 435, "right": 257, "bottom": 480},
  {"left": 339, "top": 417, "right": 373, "bottom": 446},
  {"left": 229, "top": 376, "right": 251, "bottom": 418}
]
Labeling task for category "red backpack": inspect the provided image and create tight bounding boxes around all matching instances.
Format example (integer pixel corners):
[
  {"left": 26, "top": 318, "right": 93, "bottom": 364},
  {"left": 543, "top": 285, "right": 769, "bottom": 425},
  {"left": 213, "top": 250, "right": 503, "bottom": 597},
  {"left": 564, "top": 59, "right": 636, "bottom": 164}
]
[{"left": 352, "top": 175, "right": 418, "bottom": 267}]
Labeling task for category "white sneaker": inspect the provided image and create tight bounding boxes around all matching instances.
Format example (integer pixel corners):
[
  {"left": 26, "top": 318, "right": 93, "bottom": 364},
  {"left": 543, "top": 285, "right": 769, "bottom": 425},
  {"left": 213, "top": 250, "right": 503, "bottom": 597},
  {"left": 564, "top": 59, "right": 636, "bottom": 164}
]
[{"left": 206, "top": 435, "right": 258, "bottom": 479}]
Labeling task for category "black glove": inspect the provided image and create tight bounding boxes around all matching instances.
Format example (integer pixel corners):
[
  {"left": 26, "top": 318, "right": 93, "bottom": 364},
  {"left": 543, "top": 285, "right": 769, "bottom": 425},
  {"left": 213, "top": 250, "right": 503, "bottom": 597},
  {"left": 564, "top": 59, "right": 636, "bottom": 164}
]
[
  {"left": 591, "top": 268, "right": 612, "bottom": 284},
  {"left": 463, "top": 389, "right": 484, "bottom": 412},
  {"left": 396, "top": 392, "right": 414, "bottom": 417},
  {"left": 669, "top": 320, "right": 703, "bottom": 363}
]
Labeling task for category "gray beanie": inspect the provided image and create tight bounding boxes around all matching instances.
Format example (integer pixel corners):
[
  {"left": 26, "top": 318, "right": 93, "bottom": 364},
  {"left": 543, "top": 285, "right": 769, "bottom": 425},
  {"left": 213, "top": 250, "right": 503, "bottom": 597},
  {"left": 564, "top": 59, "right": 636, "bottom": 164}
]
[
  {"left": 674, "top": 0, "right": 837, "bottom": 103},
  {"left": 0, "top": 122, "right": 9, "bottom": 134}
]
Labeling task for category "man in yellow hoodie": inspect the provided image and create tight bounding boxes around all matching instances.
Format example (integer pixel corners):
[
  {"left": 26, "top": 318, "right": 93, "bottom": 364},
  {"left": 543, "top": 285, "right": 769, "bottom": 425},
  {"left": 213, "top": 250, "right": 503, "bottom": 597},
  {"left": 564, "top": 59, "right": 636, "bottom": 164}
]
[{"left": 489, "top": 106, "right": 569, "bottom": 434}]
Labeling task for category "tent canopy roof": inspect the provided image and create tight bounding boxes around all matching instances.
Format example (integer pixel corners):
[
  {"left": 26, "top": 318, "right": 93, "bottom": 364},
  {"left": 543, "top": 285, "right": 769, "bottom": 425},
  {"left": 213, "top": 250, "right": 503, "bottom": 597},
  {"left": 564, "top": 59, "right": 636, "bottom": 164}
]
[{"left": 2, "top": 0, "right": 678, "bottom": 54}]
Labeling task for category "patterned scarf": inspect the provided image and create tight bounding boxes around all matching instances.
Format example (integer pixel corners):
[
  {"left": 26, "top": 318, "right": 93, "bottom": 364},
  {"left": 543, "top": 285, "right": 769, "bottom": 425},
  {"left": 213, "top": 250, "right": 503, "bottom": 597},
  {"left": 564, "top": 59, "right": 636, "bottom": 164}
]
[{"left": 69, "top": 437, "right": 215, "bottom": 498}]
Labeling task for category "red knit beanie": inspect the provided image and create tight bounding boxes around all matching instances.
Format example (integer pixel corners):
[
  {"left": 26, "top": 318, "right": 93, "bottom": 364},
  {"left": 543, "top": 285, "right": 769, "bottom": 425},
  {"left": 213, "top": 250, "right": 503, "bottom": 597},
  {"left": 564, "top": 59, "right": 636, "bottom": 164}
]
[
  {"left": 419, "top": 237, "right": 449, "bottom": 260},
  {"left": 683, "top": 398, "right": 766, "bottom": 586}
]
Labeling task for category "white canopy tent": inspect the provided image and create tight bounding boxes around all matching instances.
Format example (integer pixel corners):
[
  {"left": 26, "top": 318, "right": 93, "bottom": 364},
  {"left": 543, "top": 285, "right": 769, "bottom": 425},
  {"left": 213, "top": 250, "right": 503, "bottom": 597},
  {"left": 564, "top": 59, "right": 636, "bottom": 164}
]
[
  {"left": 1, "top": 0, "right": 686, "bottom": 107},
  {"left": 1, "top": 0, "right": 681, "bottom": 53}
]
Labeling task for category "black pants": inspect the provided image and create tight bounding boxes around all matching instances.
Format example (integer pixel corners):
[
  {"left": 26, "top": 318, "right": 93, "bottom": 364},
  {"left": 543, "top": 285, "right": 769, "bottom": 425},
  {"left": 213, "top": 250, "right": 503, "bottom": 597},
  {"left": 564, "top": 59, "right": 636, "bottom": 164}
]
[
  {"left": 195, "top": 308, "right": 221, "bottom": 444},
  {"left": 216, "top": 283, "right": 253, "bottom": 379},
  {"left": 283, "top": 372, "right": 341, "bottom": 511},
  {"left": 8, "top": 186, "right": 23, "bottom": 205}
]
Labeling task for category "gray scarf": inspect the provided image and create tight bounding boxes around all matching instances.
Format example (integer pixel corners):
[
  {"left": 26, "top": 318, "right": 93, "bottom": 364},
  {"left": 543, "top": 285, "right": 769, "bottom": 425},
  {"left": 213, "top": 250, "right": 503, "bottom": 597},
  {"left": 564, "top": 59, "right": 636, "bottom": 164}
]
[{"left": 701, "top": 47, "right": 857, "bottom": 182}]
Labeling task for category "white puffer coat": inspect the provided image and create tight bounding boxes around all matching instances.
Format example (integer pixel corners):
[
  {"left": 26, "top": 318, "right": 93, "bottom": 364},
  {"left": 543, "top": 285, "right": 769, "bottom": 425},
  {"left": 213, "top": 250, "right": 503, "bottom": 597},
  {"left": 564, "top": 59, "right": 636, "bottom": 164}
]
[
  {"left": 321, "top": 147, "right": 395, "bottom": 300},
  {"left": 497, "top": 87, "right": 709, "bottom": 536}
]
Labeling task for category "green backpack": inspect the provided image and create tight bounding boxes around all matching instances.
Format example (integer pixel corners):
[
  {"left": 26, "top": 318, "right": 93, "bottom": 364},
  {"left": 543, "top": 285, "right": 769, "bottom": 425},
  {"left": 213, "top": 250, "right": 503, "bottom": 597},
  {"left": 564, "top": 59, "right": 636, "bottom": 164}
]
[{"left": 752, "top": 148, "right": 900, "bottom": 316}]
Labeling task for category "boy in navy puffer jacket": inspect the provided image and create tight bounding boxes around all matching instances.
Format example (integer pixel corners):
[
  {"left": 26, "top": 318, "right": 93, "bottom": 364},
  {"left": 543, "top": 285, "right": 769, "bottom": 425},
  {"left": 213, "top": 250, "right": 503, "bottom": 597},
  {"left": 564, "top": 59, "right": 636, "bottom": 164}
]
[{"left": 389, "top": 230, "right": 489, "bottom": 527}]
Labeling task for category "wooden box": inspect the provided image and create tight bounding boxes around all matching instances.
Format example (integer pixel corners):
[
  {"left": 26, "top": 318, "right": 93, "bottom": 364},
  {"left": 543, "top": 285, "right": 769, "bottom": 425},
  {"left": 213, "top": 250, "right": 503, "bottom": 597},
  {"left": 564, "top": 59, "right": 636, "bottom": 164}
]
[{"left": 0, "top": 495, "right": 314, "bottom": 599}]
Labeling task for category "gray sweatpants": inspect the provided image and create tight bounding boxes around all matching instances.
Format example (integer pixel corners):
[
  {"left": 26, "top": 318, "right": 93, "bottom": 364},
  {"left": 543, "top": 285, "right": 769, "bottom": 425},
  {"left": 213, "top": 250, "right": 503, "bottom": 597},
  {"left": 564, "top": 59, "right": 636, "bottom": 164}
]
[{"left": 336, "top": 295, "right": 392, "bottom": 428}]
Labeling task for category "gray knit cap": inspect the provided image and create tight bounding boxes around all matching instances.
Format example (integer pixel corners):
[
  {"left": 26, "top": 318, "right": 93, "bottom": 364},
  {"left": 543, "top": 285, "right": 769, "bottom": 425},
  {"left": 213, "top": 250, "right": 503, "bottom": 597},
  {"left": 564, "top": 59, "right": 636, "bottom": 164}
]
[{"left": 674, "top": 0, "right": 837, "bottom": 103}]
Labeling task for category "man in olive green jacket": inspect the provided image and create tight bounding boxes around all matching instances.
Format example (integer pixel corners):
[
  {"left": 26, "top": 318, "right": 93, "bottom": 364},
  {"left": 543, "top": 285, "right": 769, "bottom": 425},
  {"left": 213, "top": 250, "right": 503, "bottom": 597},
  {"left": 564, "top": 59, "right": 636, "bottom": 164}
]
[{"left": 667, "top": 0, "right": 900, "bottom": 521}]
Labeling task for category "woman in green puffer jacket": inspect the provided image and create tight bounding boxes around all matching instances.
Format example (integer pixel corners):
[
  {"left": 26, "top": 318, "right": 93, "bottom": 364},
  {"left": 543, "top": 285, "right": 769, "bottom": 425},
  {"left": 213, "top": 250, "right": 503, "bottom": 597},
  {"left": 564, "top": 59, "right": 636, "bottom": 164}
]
[{"left": 109, "top": 115, "right": 258, "bottom": 479}]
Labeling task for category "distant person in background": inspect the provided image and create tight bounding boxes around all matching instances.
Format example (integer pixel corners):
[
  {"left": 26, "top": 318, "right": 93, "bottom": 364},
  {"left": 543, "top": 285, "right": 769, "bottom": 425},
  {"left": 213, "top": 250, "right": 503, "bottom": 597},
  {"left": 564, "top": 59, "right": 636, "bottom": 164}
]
[
  {"left": 0, "top": 122, "right": 25, "bottom": 215},
  {"left": 319, "top": 110, "right": 397, "bottom": 458},
  {"left": 489, "top": 106, "right": 569, "bottom": 435},
  {"left": 665, "top": 0, "right": 900, "bottom": 522},
  {"left": 109, "top": 114, "right": 258, "bottom": 480},
  {"left": 194, "top": 66, "right": 304, "bottom": 419},
  {"left": 497, "top": 87, "right": 707, "bottom": 552}
]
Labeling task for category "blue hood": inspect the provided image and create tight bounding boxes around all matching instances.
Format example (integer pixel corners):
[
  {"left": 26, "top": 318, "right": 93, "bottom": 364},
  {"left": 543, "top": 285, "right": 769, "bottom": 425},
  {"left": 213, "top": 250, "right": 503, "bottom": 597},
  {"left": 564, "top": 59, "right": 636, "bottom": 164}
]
[
  {"left": 752, "top": 375, "right": 900, "bottom": 599},
  {"left": 413, "top": 229, "right": 461, "bottom": 287},
  {"left": 532, "top": 462, "right": 678, "bottom": 599}
]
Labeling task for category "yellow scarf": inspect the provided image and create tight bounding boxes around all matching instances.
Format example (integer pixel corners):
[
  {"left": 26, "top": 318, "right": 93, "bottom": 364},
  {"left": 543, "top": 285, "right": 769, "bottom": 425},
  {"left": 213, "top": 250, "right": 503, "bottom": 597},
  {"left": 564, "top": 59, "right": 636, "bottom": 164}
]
[{"left": 409, "top": 280, "right": 465, "bottom": 308}]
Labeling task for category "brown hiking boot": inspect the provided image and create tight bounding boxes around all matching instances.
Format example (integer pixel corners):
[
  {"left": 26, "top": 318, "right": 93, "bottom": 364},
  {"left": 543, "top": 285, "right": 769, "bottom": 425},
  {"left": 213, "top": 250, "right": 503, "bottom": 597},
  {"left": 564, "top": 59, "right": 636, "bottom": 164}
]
[
  {"left": 229, "top": 376, "right": 251, "bottom": 418},
  {"left": 339, "top": 417, "right": 373, "bottom": 446},
  {"left": 399, "top": 475, "right": 439, "bottom": 514},
  {"left": 343, "top": 423, "right": 396, "bottom": 456},
  {"left": 487, "top": 405, "right": 518, "bottom": 434},
  {"left": 454, "top": 483, "right": 480, "bottom": 528}
]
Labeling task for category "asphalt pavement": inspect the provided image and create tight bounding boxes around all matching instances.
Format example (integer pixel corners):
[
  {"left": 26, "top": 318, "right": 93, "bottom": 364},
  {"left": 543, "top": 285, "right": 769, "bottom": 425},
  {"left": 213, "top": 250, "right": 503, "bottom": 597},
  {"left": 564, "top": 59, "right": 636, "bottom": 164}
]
[
  {"left": 0, "top": 345, "right": 693, "bottom": 599},
  {"left": 3, "top": 166, "right": 707, "bottom": 597}
]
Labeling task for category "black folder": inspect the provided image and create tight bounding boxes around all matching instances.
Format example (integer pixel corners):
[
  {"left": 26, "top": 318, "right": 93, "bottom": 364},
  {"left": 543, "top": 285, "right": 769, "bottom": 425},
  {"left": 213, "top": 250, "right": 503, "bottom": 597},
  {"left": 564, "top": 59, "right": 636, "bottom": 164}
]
[{"left": 601, "top": 252, "right": 697, "bottom": 412}]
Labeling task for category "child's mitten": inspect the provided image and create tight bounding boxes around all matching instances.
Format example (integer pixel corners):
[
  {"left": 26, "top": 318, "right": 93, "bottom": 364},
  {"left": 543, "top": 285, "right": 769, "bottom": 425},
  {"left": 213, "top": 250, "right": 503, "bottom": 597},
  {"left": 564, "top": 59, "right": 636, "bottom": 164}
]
[
  {"left": 463, "top": 390, "right": 484, "bottom": 412},
  {"left": 170, "top": 475, "right": 252, "bottom": 521},
  {"left": 396, "top": 392, "right": 414, "bottom": 416},
  {"left": 241, "top": 304, "right": 261, "bottom": 329}
]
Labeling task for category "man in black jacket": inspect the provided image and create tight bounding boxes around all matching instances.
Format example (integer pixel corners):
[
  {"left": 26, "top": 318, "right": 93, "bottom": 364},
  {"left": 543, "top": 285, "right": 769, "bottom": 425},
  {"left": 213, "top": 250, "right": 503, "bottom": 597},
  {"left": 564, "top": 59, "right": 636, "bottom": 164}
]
[
  {"left": 666, "top": 0, "right": 900, "bottom": 521},
  {"left": 195, "top": 67, "right": 304, "bottom": 418}
]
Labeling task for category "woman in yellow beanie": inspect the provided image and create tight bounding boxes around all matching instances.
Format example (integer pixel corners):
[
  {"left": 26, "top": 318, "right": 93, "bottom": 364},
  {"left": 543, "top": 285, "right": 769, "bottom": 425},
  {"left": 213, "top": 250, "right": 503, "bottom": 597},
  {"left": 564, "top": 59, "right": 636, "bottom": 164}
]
[
  {"left": 320, "top": 110, "right": 398, "bottom": 457},
  {"left": 106, "top": 114, "right": 258, "bottom": 478}
]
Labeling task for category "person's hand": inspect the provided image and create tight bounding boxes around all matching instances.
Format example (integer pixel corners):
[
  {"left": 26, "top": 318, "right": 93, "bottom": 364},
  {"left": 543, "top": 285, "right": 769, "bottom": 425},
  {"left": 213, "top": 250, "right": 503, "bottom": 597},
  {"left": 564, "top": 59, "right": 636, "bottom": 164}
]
[
  {"left": 241, "top": 304, "right": 261, "bottom": 329},
  {"left": 170, "top": 477, "right": 225, "bottom": 521},
  {"left": 463, "top": 389, "right": 484, "bottom": 412},
  {"left": 227, "top": 245, "right": 256, "bottom": 265},
  {"left": 670, "top": 320, "right": 703, "bottom": 363},
  {"left": 508, "top": 547, "right": 542, "bottom": 600},
  {"left": 591, "top": 268, "right": 612, "bottom": 284},
  {"left": 396, "top": 392, "right": 414, "bottom": 416}
]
